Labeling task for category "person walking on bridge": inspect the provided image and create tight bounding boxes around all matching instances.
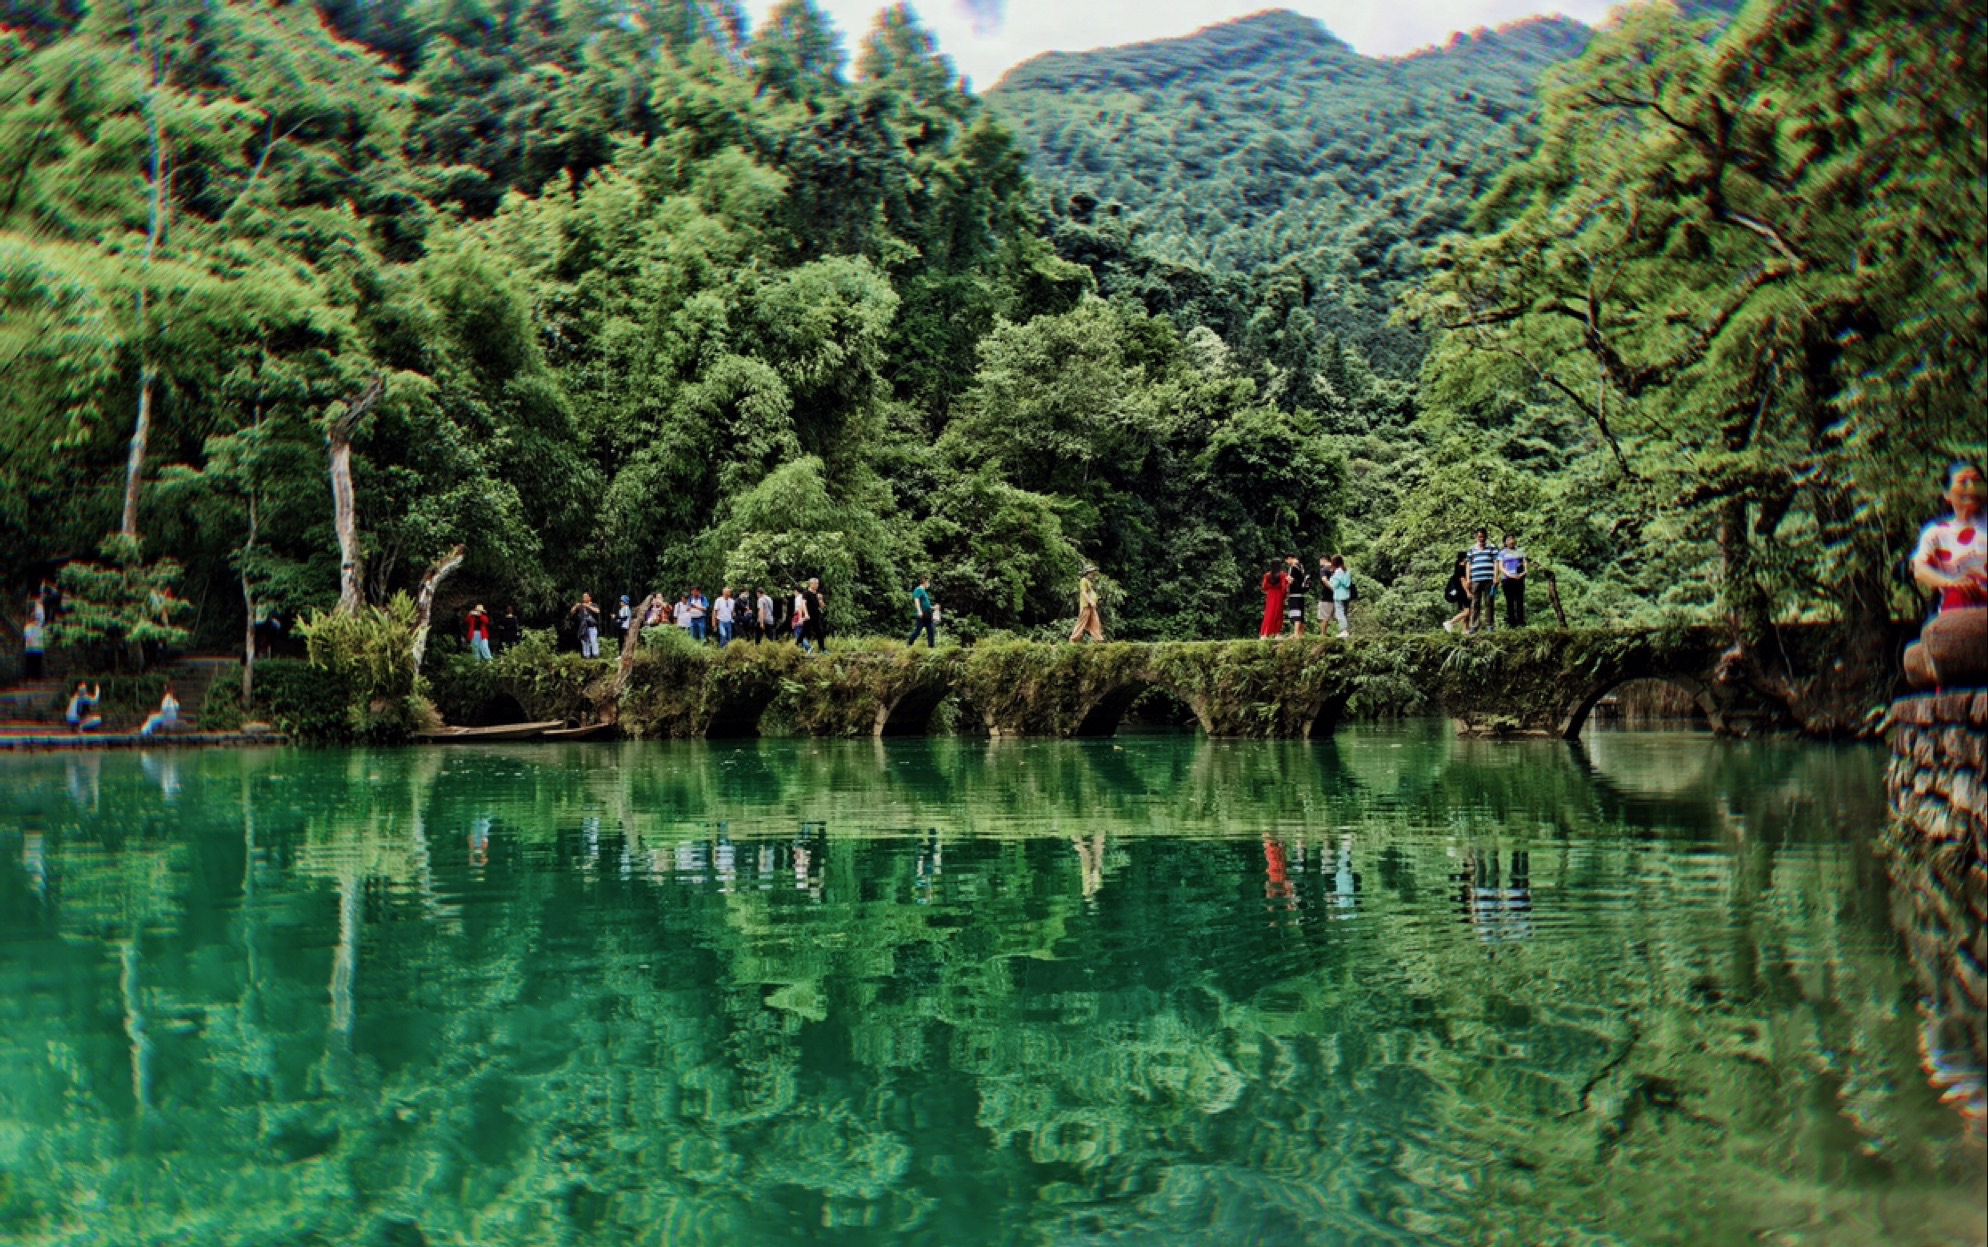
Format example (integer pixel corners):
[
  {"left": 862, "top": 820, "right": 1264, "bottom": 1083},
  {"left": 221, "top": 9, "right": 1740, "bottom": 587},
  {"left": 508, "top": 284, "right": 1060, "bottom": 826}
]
[
  {"left": 1441, "top": 552, "right": 1471, "bottom": 633},
  {"left": 465, "top": 604, "right": 493, "bottom": 661},
  {"left": 1466, "top": 530, "right": 1499, "bottom": 634},
  {"left": 569, "top": 594, "right": 602, "bottom": 658},
  {"left": 1498, "top": 535, "right": 1528, "bottom": 628},
  {"left": 908, "top": 576, "right": 938, "bottom": 648},
  {"left": 1327, "top": 555, "right": 1353, "bottom": 637},
  {"left": 802, "top": 578, "right": 829, "bottom": 652},
  {"left": 1258, "top": 559, "right": 1289, "bottom": 638},
  {"left": 1071, "top": 565, "right": 1104, "bottom": 643}
]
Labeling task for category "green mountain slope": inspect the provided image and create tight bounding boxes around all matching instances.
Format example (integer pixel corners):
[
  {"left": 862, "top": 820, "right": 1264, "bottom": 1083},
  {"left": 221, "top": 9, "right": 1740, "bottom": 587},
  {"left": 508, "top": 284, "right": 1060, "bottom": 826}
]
[{"left": 987, "top": 9, "right": 1590, "bottom": 372}]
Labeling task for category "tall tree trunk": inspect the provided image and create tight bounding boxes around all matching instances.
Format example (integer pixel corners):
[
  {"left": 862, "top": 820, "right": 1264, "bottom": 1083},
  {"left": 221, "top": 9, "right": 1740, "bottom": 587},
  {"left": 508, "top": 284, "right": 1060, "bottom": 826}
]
[
  {"left": 120, "top": 366, "right": 156, "bottom": 541},
  {"left": 326, "top": 377, "right": 385, "bottom": 614},
  {"left": 609, "top": 592, "right": 667, "bottom": 719},
  {"left": 240, "top": 492, "right": 258, "bottom": 707},
  {"left": 123, "top": 33, "right": 168, "bottom": 544},
  {"left": 1542, "top": 569, "right": 1569, "bottom": 627},
  {"left": 409, "top": 544, "right": 467, "bottom": 669},
  {"left": 1717, "top": 498, "right": 1767, "bottom": 643}
]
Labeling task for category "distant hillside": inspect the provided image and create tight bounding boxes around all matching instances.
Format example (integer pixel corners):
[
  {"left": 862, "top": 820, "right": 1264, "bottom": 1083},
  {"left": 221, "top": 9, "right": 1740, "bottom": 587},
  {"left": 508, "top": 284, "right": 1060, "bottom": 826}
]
[{"left": 987, "top": 9, "right": 1591, "bottom": 373}]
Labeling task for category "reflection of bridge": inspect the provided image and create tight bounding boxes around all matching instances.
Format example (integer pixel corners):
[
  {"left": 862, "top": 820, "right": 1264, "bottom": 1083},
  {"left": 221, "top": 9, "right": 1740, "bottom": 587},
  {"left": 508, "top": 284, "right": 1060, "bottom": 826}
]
[{"left": 459, "top": 626, "right": 1786, "bottom": 741}]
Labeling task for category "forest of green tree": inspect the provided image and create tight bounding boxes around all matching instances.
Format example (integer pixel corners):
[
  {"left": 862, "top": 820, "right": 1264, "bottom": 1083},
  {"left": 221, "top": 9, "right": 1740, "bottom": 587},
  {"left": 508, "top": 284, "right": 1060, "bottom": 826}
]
[
  {"left": 988, "top": 8, "right": 1594, "bottom": 376},
  {"left": 0, "top": 0, "right": 1981, "bottom": 727}
]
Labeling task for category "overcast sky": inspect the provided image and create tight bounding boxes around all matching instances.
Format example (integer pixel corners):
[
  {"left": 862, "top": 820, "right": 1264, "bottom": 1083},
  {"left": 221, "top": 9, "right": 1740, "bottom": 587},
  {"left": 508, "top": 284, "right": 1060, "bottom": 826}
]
[{"left": 740, "top": 1, "right": 1624, "bottom": 89}]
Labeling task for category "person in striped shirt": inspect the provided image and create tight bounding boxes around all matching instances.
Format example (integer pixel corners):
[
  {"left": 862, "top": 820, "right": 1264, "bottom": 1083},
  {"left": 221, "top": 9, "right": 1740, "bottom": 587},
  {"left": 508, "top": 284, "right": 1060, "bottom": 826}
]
[{"left": 1466, "top": 529, "right": 1500, "bottom": 634}]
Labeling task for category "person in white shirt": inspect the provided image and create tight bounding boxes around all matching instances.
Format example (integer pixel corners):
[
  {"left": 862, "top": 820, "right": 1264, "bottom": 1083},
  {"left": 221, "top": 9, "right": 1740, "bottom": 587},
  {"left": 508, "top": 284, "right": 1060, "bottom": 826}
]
[
  {"left": 714, "top": 588, "right": 737, "bottom": 648},
  {"left": 791, "top": 589, "right": 812, "bottom": 652},
  {"left": 140, "top": 686, "right": 180, "bottom": 738},
  {"left": 1905, "top": 461, "right": 1987, "bottom": 688}
]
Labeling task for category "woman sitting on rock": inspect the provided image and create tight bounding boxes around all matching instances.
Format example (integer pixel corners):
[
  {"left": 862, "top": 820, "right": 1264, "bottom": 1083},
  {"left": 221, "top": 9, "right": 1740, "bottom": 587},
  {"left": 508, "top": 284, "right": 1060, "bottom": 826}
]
[{"left": 1904, "top": 461, "right": 1987, "bottom": 690}]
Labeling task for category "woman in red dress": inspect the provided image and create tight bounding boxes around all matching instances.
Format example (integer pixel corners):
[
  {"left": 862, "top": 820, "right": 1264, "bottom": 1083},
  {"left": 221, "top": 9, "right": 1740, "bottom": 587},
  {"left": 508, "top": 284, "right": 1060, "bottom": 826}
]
[{"left": 1259, "top": 559, "right": 1289, "bottom": 638}]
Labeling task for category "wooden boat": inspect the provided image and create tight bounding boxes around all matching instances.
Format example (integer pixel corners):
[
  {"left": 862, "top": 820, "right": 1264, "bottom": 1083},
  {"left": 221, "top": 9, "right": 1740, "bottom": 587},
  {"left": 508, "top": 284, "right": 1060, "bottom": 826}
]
[
  {"left": 416, "top": 720, "right": 564, "bottom": 742},
  {"left": 543, "top": 721, "right": 617, "bottom": 740}
]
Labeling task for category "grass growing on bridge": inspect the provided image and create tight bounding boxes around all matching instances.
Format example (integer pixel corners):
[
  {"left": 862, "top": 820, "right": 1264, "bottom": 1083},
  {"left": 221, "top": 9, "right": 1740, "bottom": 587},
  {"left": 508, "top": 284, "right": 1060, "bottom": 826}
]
[{"left": 398, "top": 625, "right": 1734, "bottom": 744}]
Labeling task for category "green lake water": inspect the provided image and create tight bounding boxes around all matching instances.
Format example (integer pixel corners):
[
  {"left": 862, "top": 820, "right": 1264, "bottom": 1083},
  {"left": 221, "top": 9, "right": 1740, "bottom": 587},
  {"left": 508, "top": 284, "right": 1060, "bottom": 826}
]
[{"left": 0, "top": 725, "right": 1981, "bottom": 1246}]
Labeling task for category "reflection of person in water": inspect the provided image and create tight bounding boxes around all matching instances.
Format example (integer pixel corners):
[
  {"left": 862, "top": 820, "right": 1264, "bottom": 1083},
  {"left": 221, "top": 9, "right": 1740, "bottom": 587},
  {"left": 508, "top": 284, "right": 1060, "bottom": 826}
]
[
  {"left": 794, "top": 820, "right": 826, "bottom": 899},
  {"left": 469, "top": 815, "right": 491, "bottom": 869},
  {"left": 715, "top": 827, "right": 736, "bottom": 894},
  {"left": 1264, "top": 838, "right": 1297, "bottom": 922},
  {"left": 1331, "top": 834, "right": 1360, "bottom": 914},
  {"left": 21, "top": 830, "right": 47, "bottom": 902},
  {"left": 1456, "top": 848, "right": 1532, "bottom": 944},
  {"left": 65, "top": 754, "right": 100, "bottom": 809},
  {"left": 915, "top": 828, "right": 942, "bottom": 905},
  {"left": 139, "top": 750, "right": 180, "bottom": 802},
  {"left": 1074, "top": 832, "right": 1107, "bottom": 900}
]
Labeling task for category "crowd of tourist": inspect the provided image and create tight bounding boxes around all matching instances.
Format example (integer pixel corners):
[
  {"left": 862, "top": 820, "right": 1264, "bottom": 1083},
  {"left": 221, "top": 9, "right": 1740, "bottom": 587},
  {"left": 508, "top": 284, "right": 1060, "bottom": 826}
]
[
  {"left": 468, "top": 579, "right": 850, "bottom": 662},
  {"left": 15, "top": 463, "right": 1985, "bottom": 696},
  {"left": 1442, "top": 530, "right": 1528, "bottom": 635},
  {"left": 1248, "top": 554, "right": 1360, "bottom": 641}
]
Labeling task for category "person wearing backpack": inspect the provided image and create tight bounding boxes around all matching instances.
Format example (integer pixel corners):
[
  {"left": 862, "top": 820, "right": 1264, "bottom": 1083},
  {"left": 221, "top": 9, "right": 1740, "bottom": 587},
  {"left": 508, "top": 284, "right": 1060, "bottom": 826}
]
[
  {"left": 1441, "top": 551, "right": 1472, "bottom": 633},
  {"left": 1327, "top": 555, "right": 1355, "bottom": 638}
]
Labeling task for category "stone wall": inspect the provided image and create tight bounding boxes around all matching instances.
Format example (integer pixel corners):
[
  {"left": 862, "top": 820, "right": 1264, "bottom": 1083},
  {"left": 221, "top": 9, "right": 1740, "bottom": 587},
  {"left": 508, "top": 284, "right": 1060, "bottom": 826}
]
[{"left": 1883, "top": 690, "right": 1988, "bottom": 1132}]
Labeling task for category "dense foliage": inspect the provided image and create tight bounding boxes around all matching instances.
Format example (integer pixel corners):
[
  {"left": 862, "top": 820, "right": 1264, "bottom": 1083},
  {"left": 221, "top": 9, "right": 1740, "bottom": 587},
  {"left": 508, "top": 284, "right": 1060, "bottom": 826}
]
[
  {"left": 0, "top": 0, "right": 1348, "bottom": 649},
  {"left": 989, "top": 9, "right": 1591, "bottom": 377},
  {"left": 1405, "top": 0, "right": 1986, "bottom": 727},
  {"left": 0, "top": 0, "right": 1979, "bottom": 729}
]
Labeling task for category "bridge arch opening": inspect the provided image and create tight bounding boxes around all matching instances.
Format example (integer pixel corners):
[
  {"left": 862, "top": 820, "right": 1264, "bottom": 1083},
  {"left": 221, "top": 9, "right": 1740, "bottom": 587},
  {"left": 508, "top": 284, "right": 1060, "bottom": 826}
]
[
  {"left": 1304, "top": 694, "right": 1352, "bottom": 740},
  {"left": 1121, "top": 687, "right": 1200, "bottom": 733},
  {"left": 877, "top": 685, "right": 948, "bottom": 737},
  {"left": 1073, "top": 683, "right": 1201, "bottom": 737},
  {"left": 1564, "top": 676, "right": 1714, "bottom": 740},
  {"left": 705, "top": 686, "right": 779, "bottom": 739}
]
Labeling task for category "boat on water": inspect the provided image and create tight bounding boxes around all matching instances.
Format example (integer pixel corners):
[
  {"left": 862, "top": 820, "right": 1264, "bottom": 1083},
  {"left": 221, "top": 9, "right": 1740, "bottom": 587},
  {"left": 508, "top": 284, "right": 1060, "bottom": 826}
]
[
  {"left": 543, "top": 721, "right": 617, "bottom": 740},
  {"left": 416, "top": 720, "right": 565, "bottom": 742}
]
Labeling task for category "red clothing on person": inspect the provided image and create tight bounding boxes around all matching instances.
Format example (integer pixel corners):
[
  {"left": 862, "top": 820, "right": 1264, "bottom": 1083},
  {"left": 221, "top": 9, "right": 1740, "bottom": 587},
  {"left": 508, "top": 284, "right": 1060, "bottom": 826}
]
[
  {"left": 466, "top": 610, "right": 491, "bottom": 641},
  {"left": 1259, "top": 570, "right": 1288, "bottom": 638}
]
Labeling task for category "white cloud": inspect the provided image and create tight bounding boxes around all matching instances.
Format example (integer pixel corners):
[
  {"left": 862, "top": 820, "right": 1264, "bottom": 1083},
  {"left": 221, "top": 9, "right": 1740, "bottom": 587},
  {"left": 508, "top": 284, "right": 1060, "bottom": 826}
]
[{"left": 740, "top": 1, "right": 1625, "bottom": 90}]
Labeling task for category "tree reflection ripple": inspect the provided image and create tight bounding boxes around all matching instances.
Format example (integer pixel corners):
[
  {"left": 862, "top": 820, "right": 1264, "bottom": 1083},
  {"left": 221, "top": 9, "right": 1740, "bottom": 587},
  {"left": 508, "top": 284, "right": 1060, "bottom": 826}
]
[{"left": 0, "top": 727, "right": 1979, "bottom": 1246}]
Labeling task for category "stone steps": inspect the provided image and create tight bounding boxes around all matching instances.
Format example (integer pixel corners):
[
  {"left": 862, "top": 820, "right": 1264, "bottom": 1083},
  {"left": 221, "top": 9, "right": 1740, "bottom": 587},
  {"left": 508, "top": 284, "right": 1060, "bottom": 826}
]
[{"left": 0, "top": 656, "right": 238, "bottom": 732}]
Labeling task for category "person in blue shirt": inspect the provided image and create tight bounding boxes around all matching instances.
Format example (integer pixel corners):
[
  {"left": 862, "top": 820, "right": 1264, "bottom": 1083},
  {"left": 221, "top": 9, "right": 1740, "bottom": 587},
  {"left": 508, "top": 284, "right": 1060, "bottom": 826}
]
[
  {"left": 1498, "top": 534, "right": 1528, "bottom": 628},
  {"left": 1327, "top": 555, "right": 1353, "bottom": 638},
  {"left": 65, "top": 682, "right": 102, "bottom": 732},
  {"left": 907, "top": 576, "right": 937, "bottom": 648},
  {"left": 1466, "top": 529, "right": 1499, "bottom": 634}
]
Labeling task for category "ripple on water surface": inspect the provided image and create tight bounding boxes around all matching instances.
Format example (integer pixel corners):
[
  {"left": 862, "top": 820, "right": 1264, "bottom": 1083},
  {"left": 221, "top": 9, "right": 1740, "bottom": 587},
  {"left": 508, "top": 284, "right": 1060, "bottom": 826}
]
[{"left": 0, "top": 725, "right": 1980, "bottom": 1247}]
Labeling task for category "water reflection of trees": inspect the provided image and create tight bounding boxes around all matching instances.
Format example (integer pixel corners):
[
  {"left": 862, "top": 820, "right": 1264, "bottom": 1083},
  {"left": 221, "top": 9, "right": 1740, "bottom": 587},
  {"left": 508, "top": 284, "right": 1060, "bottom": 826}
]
[{"left": 0, "top": 734, "right": 1979, "bottom": 1246}]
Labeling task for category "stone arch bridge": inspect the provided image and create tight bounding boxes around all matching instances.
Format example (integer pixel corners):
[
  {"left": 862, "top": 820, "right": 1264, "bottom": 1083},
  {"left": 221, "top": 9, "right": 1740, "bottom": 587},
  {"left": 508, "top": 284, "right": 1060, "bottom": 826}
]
[{"left": 448, "top": 626, "right": 1782, "bottom": 741}]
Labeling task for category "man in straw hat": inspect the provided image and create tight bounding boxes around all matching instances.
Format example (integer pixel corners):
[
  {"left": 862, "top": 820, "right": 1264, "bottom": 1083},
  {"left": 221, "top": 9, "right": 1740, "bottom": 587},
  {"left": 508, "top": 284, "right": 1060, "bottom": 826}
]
[{"left": 1071, "top": 564, "right": 1104, "bottom": 643}]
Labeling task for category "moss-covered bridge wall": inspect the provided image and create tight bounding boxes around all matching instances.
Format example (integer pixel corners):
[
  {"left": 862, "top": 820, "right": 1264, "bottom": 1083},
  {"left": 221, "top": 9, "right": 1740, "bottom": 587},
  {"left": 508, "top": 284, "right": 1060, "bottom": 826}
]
[{"left": 426, "top": 627, "right": 1752, "bottom": 742}]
